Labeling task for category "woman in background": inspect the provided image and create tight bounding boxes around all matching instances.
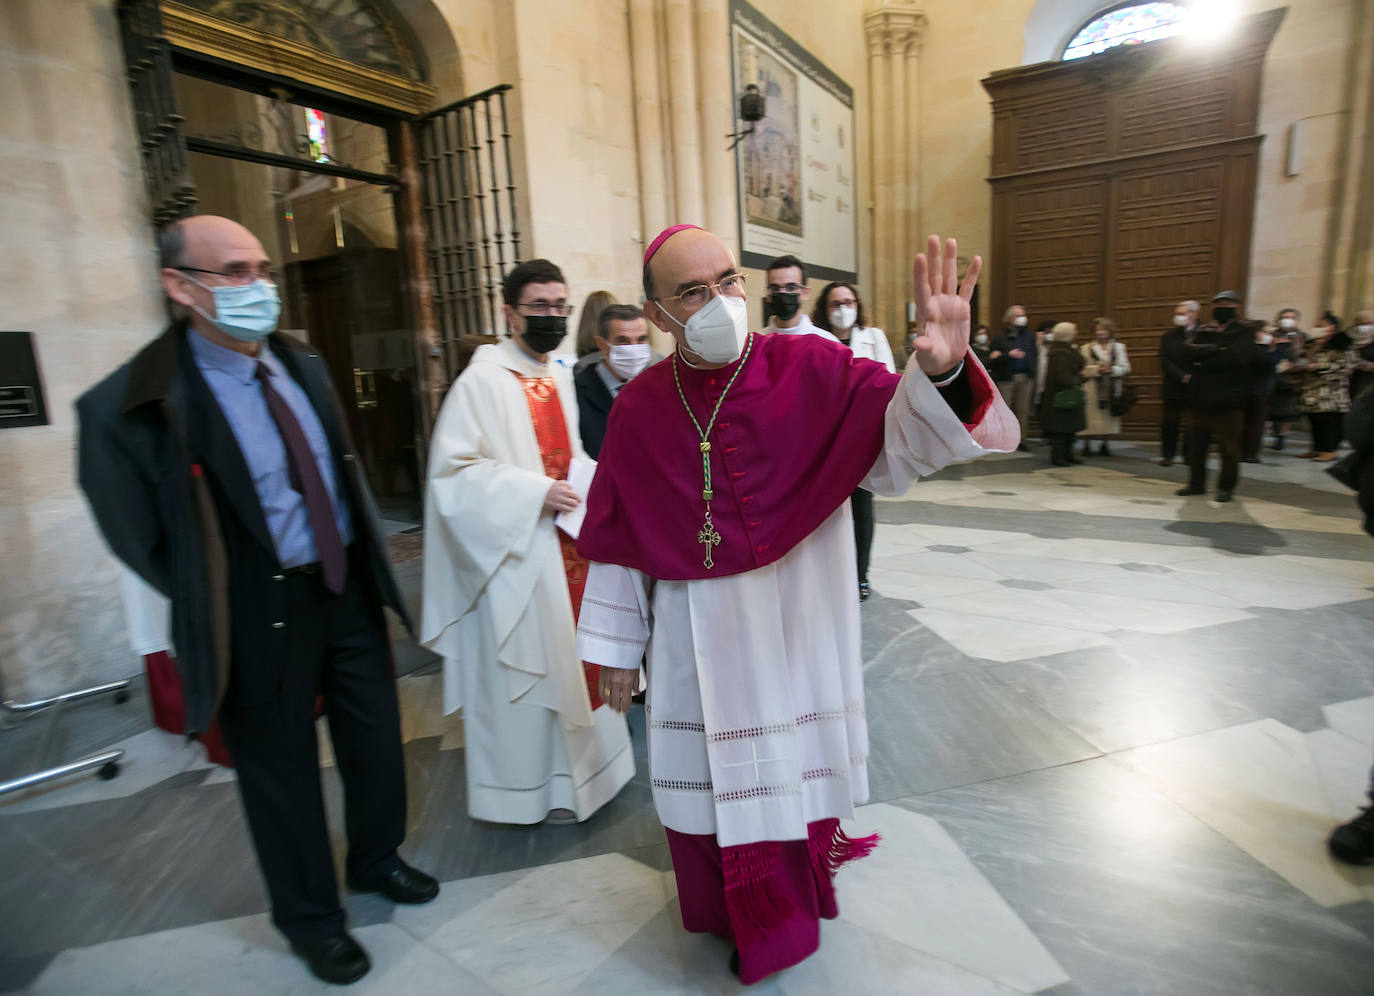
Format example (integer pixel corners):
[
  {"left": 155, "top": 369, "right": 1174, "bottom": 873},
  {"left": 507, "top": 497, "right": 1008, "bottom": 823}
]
[
  {"left": 1295, "top": 311, "right": 1356, "bottom": 462},
  {"left": 813, "top": 282, "right": 894, "bottom": 602},
  {"left": 573, "top": 289, "right": 617, "bottom": 373},
  {"left": 1077, "top": 317, "right": 1131, "bottom": 456},
  {"left": 1041, "top": 322, "right": 1087, "bottom": 467}
]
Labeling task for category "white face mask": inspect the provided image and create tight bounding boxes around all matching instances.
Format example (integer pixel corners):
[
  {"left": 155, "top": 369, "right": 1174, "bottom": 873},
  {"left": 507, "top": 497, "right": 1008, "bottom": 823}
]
[
  {"left": 606, "top": 342, "right": 651, "bottom": 380},
  {"left": 1258, "top": 332, "right": 1274, "bottom": 345},
  {"left": 661, "top": 293, "right": 750, "bottom": 364},
  {"left": 828, "top": 305, "right": 858, "bottom": 330},
  {"left": 1279, "top": 317, "right": 1297, "bottom": 330},
  {"left": 1013, "top": 315, "right": 1028, "bottom": 327},
  {"left": 1173, "top": 314, "right": 1190, "bottom": 327},
  {"left": 974, "top": 332, "right": 990, "bottom": 346},
  {"left": 1359, "top": 324, "right": 1373, "bottom": 338}
]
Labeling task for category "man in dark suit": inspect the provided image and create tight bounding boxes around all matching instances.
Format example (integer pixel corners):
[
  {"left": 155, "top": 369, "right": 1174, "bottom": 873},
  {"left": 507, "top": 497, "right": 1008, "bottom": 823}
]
[
  {"left": 1158, "top": 299, "right": 1199, "bottom": 466},
  {"left": 1175, "top": 290, "right": 1265, "bottom": 503},
  {"left": 574, "top": 304, "right": 652, "bottom": 459},
  {"left": 76, "top": 215, "right": 437, "bottom": 985}
]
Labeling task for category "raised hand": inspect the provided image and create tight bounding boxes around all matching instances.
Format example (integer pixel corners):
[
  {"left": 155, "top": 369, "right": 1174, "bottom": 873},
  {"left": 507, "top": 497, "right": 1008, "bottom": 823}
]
[{"left": 911, "top": 235, "right": 981, "bottom": 376}]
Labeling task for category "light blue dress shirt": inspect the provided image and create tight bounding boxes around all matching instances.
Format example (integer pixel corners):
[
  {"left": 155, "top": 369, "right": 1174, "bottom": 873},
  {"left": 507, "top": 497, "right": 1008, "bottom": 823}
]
[{"left": 188, "top": 329, "right": 353, "bottom": 568}]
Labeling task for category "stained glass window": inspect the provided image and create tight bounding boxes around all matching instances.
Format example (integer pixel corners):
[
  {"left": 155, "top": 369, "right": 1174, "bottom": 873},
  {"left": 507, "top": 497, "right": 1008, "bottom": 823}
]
[
  {"left": 1062, "top": 3, "right": 1188, "bottom": 61},
  {"left": 305, "top": 108, "right": 330, "bottom": 163}
]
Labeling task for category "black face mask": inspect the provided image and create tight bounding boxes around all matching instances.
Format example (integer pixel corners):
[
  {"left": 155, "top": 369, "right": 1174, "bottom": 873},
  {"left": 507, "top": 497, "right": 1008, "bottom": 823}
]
[
  {"left": 1213, "top": 306, "right": 1237, "bottom": 325},
  {"left": 770, "top": 293, "right": 801, "bottom": 322},
  {"left": 521, "top": 315, "right": 567, "bottom": 355}
]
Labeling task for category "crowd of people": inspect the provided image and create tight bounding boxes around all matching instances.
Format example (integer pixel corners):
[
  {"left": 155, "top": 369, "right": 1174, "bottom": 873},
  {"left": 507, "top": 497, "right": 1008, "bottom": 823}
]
[
  {"left": 960, "top": 293, "right": 1374, "bottom": 501},
  {"left": 77, "top": 215, "right": 1016, "bottom": 986}
]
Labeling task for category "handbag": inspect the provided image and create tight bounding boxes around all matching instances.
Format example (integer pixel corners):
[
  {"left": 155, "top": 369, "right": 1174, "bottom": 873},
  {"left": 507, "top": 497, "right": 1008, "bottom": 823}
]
[
  {"left": 1052, "top": 387, "right": 1085, "bottom": 410},
  {"left": 1109, "top": 380, "right": 1138, "bottom": 417}
]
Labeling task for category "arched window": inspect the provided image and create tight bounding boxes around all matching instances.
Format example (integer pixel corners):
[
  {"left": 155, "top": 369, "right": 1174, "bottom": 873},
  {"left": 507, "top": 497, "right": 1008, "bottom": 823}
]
[{"left": 1062, "top": 3, "right": 1189, "bottom": 61}]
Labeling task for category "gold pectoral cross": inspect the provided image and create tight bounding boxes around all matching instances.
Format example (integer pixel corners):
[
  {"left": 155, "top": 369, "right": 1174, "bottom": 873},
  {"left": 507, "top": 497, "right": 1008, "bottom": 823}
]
[{"left": 697, "top": 519, "right": 722, "bottom": 570}]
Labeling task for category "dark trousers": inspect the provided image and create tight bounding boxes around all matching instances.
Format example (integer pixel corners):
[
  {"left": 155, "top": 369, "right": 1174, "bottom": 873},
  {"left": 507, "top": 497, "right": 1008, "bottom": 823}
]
[
  {"left": 1048, "top": 433, "right": 1077, "bottom": 465},
  {"left": 1310, "top": 411, "right": 1344, "bottom": 452},
  {"left": 1243, "top": 395, "right": 1269, "bottom": 460},
  {"left": 851, "top": 487, "right": 875, "bottom": 584},
  {"left": 218, "top": 571, "right": 406, "bottom": 944},
  {"left": 1186, "top": 408, "right": 1245, "bottom": 493},
  {"left": 1161, "top": 398, "right": 1187, "bottom": 461}
]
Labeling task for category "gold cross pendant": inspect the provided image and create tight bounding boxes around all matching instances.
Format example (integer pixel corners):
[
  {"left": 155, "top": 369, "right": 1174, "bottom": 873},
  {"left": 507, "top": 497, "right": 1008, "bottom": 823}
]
[{"left": 697, "top": 519, "right": 722, "bottom": 570}]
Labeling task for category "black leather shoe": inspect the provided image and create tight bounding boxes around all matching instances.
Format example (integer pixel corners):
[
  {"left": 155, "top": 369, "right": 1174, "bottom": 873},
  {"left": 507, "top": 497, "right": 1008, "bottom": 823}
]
[
  {"left": 347, "top": 860, "right": 439, "bottom": 905},
  {"left": 1176, "top": 487, "right": 1204, "bottom": 496},
  {"left": 1215, "top": 491, "right": 1233, "bottom": 503},
  {"left": 291, "top": 933, "right": 370, "bottom": 985},
  {"left": 1330, "top": 806, "right": 1374, "bottom": 865}
]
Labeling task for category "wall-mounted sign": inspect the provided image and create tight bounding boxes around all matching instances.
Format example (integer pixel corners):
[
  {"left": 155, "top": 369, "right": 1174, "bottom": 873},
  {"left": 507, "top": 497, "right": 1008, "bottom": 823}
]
[
  {"left": 731, "top": 0, "right": 857, "bottom": 282},
  {"left": 0, "top": 332, "right": 49, "bottom": 428}
]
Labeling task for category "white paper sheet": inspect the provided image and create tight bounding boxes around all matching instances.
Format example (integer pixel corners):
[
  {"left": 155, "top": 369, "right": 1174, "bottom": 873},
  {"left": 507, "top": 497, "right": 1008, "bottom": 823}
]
[{"left": 555, "top": 456, "right": 597, "bottom": 539}]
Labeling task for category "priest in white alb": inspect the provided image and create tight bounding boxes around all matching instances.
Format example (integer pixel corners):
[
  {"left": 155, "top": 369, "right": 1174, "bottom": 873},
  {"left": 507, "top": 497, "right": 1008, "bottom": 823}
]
[
  {"left": 421, "top": 258, "right": 634, "bottom": 826},
  {"left": 576, "top": 226, "right": 1018, "bottom": 983}
]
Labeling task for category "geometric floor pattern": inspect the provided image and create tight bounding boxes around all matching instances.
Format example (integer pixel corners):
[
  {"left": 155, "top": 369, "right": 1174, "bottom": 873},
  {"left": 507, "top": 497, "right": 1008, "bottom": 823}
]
[{"left": 4, "top": 441, "right": 1374, "bottom": 993}]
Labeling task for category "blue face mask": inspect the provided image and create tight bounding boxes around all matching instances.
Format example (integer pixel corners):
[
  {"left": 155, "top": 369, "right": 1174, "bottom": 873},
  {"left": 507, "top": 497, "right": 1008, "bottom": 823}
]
[{"left": 187, "top": 275, "right": 281, "bottom": 342}]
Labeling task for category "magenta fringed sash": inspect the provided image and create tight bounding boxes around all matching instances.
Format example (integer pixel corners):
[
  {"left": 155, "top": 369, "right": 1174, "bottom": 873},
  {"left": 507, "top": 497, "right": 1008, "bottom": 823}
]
[{"left": 722, "top": 820, "right": 880, "bottom": 946}]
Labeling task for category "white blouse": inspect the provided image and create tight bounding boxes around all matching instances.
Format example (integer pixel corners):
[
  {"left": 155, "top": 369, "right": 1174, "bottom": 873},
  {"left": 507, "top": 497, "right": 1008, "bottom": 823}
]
[{"left": 843, "top": 326, "right": 896, "bottom": 373}]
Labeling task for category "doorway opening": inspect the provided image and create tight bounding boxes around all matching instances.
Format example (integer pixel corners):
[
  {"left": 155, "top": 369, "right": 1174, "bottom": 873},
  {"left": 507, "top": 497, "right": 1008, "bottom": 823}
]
[{"left": 174, "top": 72, "right": 422, "bottom": 525}]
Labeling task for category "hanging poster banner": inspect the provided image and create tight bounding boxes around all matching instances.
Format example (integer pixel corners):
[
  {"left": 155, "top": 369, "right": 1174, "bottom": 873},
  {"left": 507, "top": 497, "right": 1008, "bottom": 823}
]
[{"left": 731, "top": 0, "right": 857, "bottom": 281}]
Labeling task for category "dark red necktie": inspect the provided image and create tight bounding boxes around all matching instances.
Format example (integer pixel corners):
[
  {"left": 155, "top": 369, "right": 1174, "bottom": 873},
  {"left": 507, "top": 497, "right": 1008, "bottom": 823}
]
[{"left": 255, "top": 362, "right": 346, "bottom": 594}]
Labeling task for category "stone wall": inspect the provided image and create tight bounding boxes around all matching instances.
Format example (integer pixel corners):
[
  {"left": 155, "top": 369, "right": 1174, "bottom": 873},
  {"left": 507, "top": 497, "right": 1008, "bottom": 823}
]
[{"left": 0, "top": 0, "right": 170, "bottom": 700}]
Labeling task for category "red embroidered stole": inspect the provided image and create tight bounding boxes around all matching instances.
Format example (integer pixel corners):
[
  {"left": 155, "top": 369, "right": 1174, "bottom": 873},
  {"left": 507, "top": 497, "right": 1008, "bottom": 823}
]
[{"left": 514, "top": 374, "right": 602, "bottom": 710}]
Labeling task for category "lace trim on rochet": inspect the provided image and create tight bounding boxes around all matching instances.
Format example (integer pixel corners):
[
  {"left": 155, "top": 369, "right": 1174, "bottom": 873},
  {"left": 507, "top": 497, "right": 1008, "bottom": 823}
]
[
  {"left": 651, "top": 753, "right": 868, "bottom": 801},
  {"left": 646, "top": 702, "right": 865, "bottom": 740}
]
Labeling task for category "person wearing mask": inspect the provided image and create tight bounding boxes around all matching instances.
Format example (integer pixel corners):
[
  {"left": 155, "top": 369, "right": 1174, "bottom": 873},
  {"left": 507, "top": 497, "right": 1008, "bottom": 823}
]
[
  {"left": 1158, "top": 300, "right": 1199, "bottom": 466},
  {"left": 971, "top": 323, "right": 993, "bottom": 369},
  {"left": 812, "top": 282, "right": 896, "bottom": 601},
  {"left": 764, "top": 255, "right": 839, "bottom": 342},
  {"left": 1348, "top": 310, "right": 1374, "bottom": 403},
  {"left": 573, "top": 289, "right": 618, "bottom": 373},
  {"left": 1077, "top": 318, "right": 1131, "bottom": 456},
  {"left": 1040, "top": 322, "right": 1087, "bottom": 467},
  {"left": 576, "top": 304, "right": 653, "bottom": 459},
  {"left": 420, "top": 258, "right": 635, "bottom": 829},
  {"left": 1268, "top": 308, "right": 1305, "bottom": 452},
  {"left": 76, "top": 216, "right": 438, "bottom": 985},
  {"left": 991, "top": 304, "right": 1035, "bottom": 451},
  {"left": 1177, "top": 290, "right": 1265, "bottom": 502},
  {"left": 1243, "top": 321, "right": 1283, "bottom": 463},
  {"left": 1293, "top": 311, "right": 1357, "bottom": 462}
]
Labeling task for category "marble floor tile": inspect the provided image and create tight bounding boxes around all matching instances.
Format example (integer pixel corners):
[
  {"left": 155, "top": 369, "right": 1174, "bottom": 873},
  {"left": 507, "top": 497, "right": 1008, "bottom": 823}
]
[
  {"left": 1049, "top": 567, "right": 1253, "bottom": 610},
  {"left": 897, "top": 757, "right": 1374, "bottom": 996},
  {"left": 835, "top": 803, "right": 1069, "bottom": 992},
  {"left": 1323, "top": 697, "right": 1374, "bottom": 747},
  {"left": 1118, "top": 718, "right": 1370, "bottom": 907},
  {"left": 775, "top": 918, "right": 1026, "bottom": 996},
  {"left": 864, "top": 667, "right": 1100, "bottom": 801},
  {"left": 865, "top": 565, "right": 1001, "bottom": 604},
  {"left": 960, "top": 551, "right": 1116, "bottom": 585},
  {"left": 29, "top": 913, "right": 497, "bottom": 995},
  {"left": 400, "top": 852, "right": 668, "bottom": 993},
  {"left": 898, "top": 524, "right": 1036, "bottom": 548},
  {"left": 1279, "top": 555, "right": 1374, "bottom": 585},
  {"left": 907, "top": 608, "right": 1114, "bottom": 663},
  {"left": 871, "top": 551, "right": 1008, "bottom": 582},
  {"left": 972, "top": 537, "right": 1128, "bottom": 565}
]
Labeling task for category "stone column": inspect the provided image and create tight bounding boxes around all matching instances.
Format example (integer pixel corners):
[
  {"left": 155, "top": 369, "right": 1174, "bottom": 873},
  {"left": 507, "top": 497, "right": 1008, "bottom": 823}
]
[
  {"left": 664, "top": 0, "right": 706, "bottom": 226},
  {"left": 695, "top": 0, "right": 737, "bottom": 255},
  {"left": 864, "top": 2, "right": 926, "bottom": 350}
]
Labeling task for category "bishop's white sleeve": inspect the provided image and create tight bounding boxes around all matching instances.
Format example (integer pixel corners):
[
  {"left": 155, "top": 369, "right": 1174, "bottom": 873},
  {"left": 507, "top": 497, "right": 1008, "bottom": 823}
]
[
  {"left": 862, "top": 351, "right": 1019, "bottom": 497},
  {"left": 577, "top": 561, "right": 652, "bottom": 669}
]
